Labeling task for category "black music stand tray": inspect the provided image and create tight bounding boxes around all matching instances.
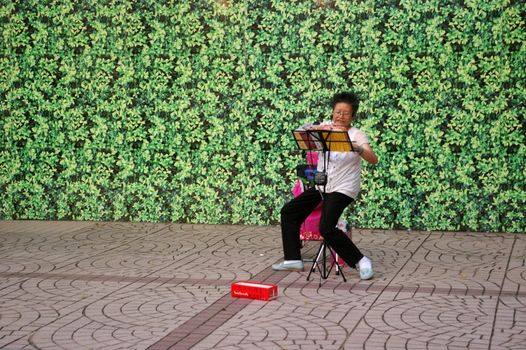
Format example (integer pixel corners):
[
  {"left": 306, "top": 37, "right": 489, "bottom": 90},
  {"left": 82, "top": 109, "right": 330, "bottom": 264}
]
[{"left": 292, "top": 127, "right": 355, "bottom": 153}]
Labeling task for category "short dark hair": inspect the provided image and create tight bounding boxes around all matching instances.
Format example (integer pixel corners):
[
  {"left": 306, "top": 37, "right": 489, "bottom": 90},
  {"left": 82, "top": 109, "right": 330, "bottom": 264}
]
[{"left": 331, "top": 92, "right": 359, "bottom": 118}]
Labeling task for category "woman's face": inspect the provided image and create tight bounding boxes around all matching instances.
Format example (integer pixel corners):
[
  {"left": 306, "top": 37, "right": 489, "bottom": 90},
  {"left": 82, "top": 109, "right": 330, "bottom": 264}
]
[{"left": 332, "top": 102, "right": 353, "bottom": 129}]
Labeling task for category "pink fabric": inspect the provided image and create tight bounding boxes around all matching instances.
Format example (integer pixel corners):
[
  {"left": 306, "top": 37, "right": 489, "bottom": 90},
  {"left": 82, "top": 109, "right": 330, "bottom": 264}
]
[
  {"left": 292, "top": 179, "right": 304, "bottom": 198},
  {"left": 293, "top": 179, "right": 325, "bottom": 240},
  {"left": 306, "top": 152, "right": 318, "bottom": 166},
  {"left": 299, "top": 203, "right": 324, "bottom": 241}
]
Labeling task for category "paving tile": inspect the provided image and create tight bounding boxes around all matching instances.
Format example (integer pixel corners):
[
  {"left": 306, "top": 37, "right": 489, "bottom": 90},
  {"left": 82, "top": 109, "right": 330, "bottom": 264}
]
[{"left": 0, "top": 221, "right": 525, "bottom": 349}]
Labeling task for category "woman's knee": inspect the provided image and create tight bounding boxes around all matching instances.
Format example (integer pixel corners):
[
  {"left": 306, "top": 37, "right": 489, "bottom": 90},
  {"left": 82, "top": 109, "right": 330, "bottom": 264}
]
[
  {"left": 280, "top": 202, "right": 292, "bottom": 218},
  {"left": 318, "top": 222, "right": 334, "bottom": 237},
  {"left": 281, "top": 202, "right": 299, "bottom": 223}
]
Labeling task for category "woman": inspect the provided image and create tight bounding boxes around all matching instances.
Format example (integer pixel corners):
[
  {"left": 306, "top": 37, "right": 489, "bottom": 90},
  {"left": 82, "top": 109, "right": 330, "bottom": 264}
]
[{"left": 272, "top": 92, "right": 378, "bottom": 280}]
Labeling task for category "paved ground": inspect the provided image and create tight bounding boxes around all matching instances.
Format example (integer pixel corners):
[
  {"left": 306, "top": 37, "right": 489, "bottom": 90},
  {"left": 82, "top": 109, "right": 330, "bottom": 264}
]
[{"left": 0, "top": 220, "right": 525, "bottom": 350}]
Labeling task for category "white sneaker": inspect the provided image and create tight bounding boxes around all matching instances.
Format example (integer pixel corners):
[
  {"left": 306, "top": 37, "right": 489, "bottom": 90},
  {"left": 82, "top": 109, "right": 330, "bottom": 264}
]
[
  {"left": 272, "top": 260, "right": 304, "bottom": 272},
  {"left": 358, "top": 256, "right": 374, "bottom": 280}
]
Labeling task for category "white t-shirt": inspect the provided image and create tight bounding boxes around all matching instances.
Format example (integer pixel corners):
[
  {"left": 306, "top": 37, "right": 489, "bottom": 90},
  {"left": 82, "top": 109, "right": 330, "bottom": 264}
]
[{"left": 315, "top": 126, "right": 369, "bottom": 199}]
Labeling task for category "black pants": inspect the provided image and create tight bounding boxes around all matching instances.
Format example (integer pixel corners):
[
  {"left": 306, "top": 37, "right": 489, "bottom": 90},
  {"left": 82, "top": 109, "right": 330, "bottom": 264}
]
[{"left": 280, "top": 187, "right": 364, "bottom": 267}]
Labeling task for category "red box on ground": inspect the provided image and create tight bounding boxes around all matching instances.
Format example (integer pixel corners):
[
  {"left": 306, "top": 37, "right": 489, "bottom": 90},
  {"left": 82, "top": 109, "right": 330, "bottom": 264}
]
[{"left": 231, "top": 281, "right": 278, "bottom": 301}]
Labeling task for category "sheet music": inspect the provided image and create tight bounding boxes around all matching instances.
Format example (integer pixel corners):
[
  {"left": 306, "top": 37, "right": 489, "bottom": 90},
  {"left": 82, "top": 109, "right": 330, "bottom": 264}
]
[{"left": 292, "top": 124, "right": 354, "bottom": 152}]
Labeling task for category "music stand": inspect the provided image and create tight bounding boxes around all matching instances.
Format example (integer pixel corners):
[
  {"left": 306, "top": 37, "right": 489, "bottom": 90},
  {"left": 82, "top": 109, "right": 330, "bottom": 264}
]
[
  {"left": 292, "top": 126, "right": 354, "bottom": 285},
  {"left": 292, "top": 128, "right": 355, "bottom": 153}
]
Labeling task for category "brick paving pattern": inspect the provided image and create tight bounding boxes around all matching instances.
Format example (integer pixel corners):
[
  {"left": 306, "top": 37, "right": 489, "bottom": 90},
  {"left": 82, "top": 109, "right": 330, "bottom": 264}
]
[{"left": 0, "top": 221, "right": 524, "bottom": 349}]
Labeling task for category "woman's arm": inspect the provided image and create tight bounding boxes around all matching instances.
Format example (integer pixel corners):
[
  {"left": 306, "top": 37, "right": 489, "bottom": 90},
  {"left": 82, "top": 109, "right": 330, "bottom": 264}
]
[{"left": 354, "top": 143, "right": 378, "bottom": 165}]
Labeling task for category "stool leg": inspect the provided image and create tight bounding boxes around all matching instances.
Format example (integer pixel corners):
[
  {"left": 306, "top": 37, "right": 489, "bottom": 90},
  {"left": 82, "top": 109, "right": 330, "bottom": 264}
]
[
  {"left": 322, "top": 243, "right": 328, "bottom": 279},
  {"left": 327, "top": 246, "right": 347, "bottom": 282},
  {"left": 307, "top": 242, "right": 325, "bottom": 281},
  {"left": 307, "top": 240, "right": 347, "bottom": 283}
]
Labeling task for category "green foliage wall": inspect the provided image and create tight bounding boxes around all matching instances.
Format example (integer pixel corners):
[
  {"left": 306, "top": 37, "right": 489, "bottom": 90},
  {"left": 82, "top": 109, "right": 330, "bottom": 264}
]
[{"left": 1, "top": 0, "right": 525, "bottom": 232}]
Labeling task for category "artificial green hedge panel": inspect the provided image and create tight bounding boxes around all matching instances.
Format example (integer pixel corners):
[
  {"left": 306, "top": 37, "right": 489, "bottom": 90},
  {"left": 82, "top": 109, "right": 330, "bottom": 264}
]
[{"left": 1, "top": 0, "right": 525, "bottom": 232}]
